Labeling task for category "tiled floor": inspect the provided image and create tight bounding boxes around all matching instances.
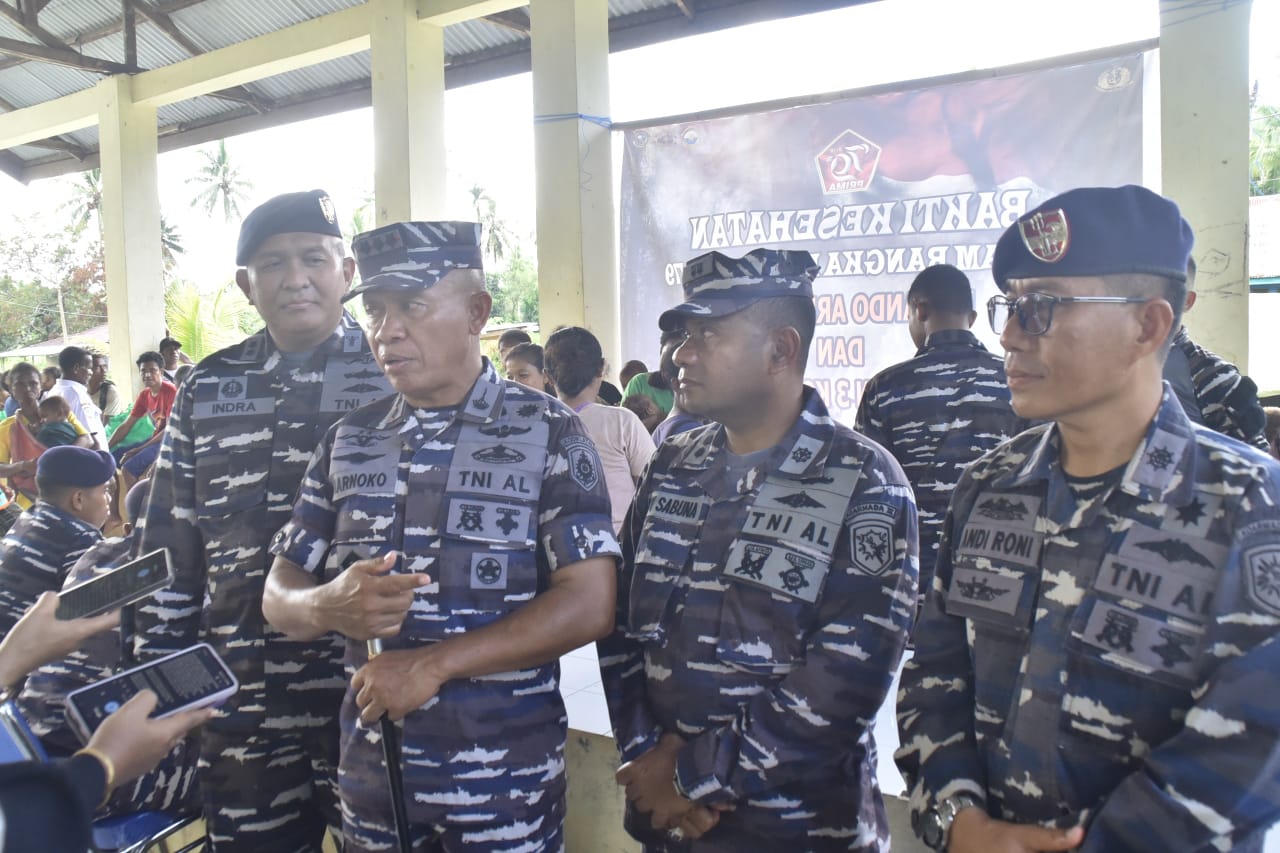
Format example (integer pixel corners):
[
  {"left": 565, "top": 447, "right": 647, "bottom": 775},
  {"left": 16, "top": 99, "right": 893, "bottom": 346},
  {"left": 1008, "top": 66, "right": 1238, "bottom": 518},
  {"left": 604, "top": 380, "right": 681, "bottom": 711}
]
[{"left": 560, "top": 642, "right": 613, "bottom": 735}]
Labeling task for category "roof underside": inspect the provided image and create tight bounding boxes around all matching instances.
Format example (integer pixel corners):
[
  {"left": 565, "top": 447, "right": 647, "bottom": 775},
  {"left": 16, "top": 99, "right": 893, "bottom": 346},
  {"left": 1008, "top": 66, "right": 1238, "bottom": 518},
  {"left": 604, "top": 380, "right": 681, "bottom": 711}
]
[{"left": 0, "top": 0, "right": 873, "bottom": 182}]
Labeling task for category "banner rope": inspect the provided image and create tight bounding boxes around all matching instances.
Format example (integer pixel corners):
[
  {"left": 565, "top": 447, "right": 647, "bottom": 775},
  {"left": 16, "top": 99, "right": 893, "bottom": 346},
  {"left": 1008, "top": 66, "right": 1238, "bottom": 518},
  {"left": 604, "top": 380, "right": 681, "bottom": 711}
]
[{"left": 533, "top": 113, "right": 613, "bottom": 129}]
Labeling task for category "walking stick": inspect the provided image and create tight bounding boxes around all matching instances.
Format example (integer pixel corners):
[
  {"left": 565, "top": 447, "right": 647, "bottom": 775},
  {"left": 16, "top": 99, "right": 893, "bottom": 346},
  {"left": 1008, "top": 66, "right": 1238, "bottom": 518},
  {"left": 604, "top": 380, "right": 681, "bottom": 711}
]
[{"left": 367, "top": 639, "right": 414, "bottom": 853}]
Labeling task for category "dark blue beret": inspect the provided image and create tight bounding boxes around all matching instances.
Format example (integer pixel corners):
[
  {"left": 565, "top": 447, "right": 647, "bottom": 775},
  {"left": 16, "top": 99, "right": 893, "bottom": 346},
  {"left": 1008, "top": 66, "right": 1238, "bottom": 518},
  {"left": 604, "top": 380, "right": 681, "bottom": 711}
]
[
  {"left": 36, "top": 446, "right": 115, "bottom": 487},
  {"left": 344, "top": 221, "right": 483, "bottom": 302},
  {"left": 658, "top": 248, "right": 818, "bottom": 332},
  {"left": 236, "top": 190, "right": 343, "bottom": 266},
  {"left": 991, "top": 185, "right": 1193, "bottom": 292}
]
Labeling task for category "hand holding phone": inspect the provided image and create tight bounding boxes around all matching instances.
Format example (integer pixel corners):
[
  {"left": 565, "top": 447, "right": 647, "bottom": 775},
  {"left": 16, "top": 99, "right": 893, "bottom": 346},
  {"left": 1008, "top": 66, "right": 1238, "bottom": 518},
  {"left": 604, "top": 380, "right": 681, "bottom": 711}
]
[
  {"left": 65, "top": 644, "right": 237, "bottom": 744},
  {"left": 56, "top": 549, "right": 173, "bottom": 621}
]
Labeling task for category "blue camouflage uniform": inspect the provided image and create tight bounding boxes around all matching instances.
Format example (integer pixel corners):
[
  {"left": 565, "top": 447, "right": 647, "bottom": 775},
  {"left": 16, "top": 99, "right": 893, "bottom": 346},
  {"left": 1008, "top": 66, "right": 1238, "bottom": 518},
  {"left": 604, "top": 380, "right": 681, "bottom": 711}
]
[
  {"left": 18, "top": 534, "right": 199, "bottom": 816},
  {"left": 855, "top": 327, "right": 1022, "bottom": 595},
  {"left": 898, "top": 185, "right": 1280, "bottom": 852},
  {"left": 1164, "top": 326, "right": 1269, "bottom": 451},
  {"left": 601, "top": 389, "right": 918, "bottom": 852},
  {"left": 601, "top": 247, "right": 918, "bottom": 852},
  {"left": 896, "top": 388, "right": 1280, "bottom": 851},
  {"left": 271, "top": 359, "right": 620, "bottom": 852},
  {"left": 135, "top": 312, "right": 391, "bottom": 850},
  {"left": 0, "top": 501, "right": 100, "bottom": 634}
]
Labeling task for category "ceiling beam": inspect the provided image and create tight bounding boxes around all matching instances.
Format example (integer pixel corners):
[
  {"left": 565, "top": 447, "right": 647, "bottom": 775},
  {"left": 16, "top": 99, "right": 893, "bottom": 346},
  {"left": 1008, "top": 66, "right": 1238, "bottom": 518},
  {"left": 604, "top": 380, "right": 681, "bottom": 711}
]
[
  {"left": 0, "top": 0, "right": 76, "bottom": 51},
  {"left": 0, "top": 90, "right": 91, "bottom": 158},
  {"left": 133, "top": 0, "right": 270, "bottom": 112},
  {"left": 130, "top": 5, "right": 369, "bottom": 107},
  {"left": 0, "top": 34, "right": 134, "bottom": 75},
  {"left": 0, "top": 0, "right": 206, "bottom": 72},
  {"left": 0, "top": 85, "right": 99, "bottom": 150},
  {"left": 483, "top": 9, "right": 530, "bottom": 35},
  {"left": 123, "top": 0, "right": 138, "bottom": 69},
  {"left": 673, "top": 0, "right": 695, "bottom": 18},
  {"left": 418, "top": 0, "right": 525, "bottom": 27}
]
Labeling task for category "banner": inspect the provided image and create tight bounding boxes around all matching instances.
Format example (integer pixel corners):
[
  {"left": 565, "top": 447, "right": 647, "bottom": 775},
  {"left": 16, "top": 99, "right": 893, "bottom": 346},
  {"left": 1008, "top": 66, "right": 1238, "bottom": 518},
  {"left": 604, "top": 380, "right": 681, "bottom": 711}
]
[{"left": 619, "top": 52, "right": 1149, "bottom": 424}]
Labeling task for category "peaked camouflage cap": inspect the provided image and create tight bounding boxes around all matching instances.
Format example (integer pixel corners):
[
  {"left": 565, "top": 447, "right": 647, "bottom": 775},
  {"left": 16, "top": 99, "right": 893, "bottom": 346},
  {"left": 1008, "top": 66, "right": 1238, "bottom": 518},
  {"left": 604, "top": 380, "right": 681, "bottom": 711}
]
[
  {"left": 344, "top": 220, "right": 483, "bottom": 302},
  {"left": 658, "top": 248, "right": 819, "bottom": 332}
]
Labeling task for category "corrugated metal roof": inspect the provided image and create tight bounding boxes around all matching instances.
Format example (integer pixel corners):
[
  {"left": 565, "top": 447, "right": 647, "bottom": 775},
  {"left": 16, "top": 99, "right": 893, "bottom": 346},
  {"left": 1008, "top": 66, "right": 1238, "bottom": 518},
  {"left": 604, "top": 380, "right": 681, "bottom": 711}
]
[{"left": 0, "top": 0, "right": 872, "bottom": 180}]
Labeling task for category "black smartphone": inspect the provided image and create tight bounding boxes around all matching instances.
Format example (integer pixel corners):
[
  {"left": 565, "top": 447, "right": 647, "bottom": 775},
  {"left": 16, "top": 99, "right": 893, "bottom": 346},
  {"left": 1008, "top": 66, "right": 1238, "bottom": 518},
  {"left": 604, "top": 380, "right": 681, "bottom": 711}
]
[
  {"left": 56, "top": 548, "right": 173, "bottom": 621},
  {"left": 64, "top": 643, "right": 237, "bottom": 743}
]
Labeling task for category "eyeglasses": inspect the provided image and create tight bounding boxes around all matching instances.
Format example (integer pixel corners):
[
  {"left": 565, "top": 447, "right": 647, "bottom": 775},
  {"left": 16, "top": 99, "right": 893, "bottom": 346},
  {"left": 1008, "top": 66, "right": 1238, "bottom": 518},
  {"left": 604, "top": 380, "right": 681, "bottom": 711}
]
[{"left": 987, "top": 292, "right": 1149, "bottom": 336}]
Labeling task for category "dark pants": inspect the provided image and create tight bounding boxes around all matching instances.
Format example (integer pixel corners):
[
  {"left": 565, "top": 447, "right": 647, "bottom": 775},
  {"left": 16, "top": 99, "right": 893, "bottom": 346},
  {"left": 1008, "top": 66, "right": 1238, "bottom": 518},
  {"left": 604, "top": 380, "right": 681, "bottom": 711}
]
[{"left": 198, "top": 728, "right": 340, "bottom": 853}]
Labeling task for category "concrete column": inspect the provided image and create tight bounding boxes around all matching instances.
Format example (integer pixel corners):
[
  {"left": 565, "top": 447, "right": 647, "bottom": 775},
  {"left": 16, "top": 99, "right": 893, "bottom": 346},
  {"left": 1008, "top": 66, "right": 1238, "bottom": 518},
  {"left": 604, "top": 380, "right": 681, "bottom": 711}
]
[
  {"left": 1160, "top": 0, "right": 1253, "bottom": 368},
  {"left": 529, "top": 0, "right": 619, "bottom": 372},
  {"left": 97, "top": 75, "right": 163, "bottom": 400},
  {"left": 370, "top": 0, "right": 447, "bottom": 225}
]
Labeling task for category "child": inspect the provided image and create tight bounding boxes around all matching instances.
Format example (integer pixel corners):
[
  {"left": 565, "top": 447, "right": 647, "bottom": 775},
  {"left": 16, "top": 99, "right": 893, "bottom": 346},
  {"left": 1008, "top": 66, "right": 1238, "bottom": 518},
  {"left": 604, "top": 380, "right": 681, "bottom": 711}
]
[{"left": 35, "top": 397, "right": 77, "bottom": 448}]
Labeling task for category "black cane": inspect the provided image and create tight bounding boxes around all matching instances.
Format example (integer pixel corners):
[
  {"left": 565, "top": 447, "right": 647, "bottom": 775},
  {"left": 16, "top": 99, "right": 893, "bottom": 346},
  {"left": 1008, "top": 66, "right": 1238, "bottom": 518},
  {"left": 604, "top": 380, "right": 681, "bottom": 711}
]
[{"left": 367, "top": 638, "right": 414, "bottom": 853}]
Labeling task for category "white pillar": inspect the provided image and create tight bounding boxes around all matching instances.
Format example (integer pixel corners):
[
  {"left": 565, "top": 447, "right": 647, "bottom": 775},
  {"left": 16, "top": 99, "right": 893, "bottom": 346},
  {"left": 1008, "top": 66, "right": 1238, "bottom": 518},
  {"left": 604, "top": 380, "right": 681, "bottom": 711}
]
[
  {"left": 370, "top": 0, "right": 447, "bottom": 226},
  {"left": 529, "top": 0, "right": 619, "bottom": 372},
  {"left": 97, "top": 75, "right": 164, "bottom": 400},
  {"left": 1160, "top": 0, "right": 1253, "bottom": 368}
]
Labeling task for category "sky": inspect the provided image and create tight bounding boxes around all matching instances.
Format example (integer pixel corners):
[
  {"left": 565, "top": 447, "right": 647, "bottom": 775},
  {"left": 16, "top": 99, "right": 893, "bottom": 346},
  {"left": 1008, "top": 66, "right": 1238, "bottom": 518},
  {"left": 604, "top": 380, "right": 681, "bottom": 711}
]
[{"left": 0, "top": 0, "right": 1272, "bottom": 298}]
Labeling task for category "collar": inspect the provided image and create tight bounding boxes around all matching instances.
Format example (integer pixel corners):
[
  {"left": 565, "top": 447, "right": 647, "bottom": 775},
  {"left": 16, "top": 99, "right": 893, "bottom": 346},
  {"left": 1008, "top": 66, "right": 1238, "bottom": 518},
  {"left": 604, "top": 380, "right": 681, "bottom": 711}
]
[
  {"left": 58, "top": 378, "right": 88, "bottom": 393},
  {"left": 994, "top": 384, "right": 1197, "bottom": 505},
  {"left": 32, "top": 500, "right": 103, "bottom": 539},
  {"left": 918, "top": 328, "right": 986, "bottom": 356},
  {"left": 669, "top": 386, "right": 835, "bottom": 480},
  {"left": 230, "top": 312, "right": 364, "bottom": 368},
  {"left": 377, "top": 357, "right": 504, "bottom": 433}
]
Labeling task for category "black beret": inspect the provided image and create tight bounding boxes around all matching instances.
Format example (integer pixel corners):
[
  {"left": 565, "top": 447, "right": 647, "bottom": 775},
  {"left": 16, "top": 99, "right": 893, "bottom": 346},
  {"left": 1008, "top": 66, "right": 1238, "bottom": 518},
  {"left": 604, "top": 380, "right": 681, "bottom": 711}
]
[
  {"left": 36, "top": 446, "right": 116, "bottom": 487},
  {"left": 991, "top": 185, "right": 1194, "bottom": 292},
  {"left": 236, "top": 190, "right": 343, "bottom": 266}
]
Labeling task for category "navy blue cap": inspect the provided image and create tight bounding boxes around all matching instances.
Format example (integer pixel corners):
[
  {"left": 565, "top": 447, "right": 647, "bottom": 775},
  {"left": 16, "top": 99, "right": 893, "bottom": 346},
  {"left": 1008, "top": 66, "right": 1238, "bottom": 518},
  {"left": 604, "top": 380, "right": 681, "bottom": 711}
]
[
  {"left": 658, "top": 248, "right": 819, "bottom": 332},
  {"left": 344, "top": 221, "right": 484, "bottom": 302},
  {"left": 991, "top": 185, "right": 1194, "bottom": 293},
  {"left": 36, "top": 446, "right": 115, "bottom": 487},
  {"left": 236, "top": 190, "right": 342, "bottom": 266}
]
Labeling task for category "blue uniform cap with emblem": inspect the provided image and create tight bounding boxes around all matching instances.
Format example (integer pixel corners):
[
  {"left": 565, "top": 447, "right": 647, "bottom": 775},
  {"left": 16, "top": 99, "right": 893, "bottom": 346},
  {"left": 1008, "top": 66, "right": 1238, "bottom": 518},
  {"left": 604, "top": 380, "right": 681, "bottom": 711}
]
[
  {"left": 991, "top": 184, "right": 1194, "bottom": 292},
  {"left": 658, "top": 248, "right": 819, "bottom": 332},
  {"left": 235, "top": 189, "right": 343, "bottom": 266},
  {"left": 344, "top": 221, "right": 484, "bottom": 303},
  {"left": 36, "top": 445, "right": 116, "bottom": 486}
]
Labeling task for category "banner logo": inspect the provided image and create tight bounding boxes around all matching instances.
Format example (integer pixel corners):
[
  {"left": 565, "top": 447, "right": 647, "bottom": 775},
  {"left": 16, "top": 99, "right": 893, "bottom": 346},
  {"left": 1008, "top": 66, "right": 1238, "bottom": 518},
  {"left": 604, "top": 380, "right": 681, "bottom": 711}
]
[{"left": 815, "top": 129, "right": 881, "bottom": 195}]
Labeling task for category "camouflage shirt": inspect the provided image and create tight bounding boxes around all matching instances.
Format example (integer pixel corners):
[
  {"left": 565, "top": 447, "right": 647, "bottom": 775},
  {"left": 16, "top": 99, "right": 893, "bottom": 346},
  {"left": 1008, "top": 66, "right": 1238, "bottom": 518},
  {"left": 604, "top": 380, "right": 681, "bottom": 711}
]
[
  {"left": 134, "top": 314, "right": 391, "bottom": 733},
  {"left": 270, "top": 360, "right": 620, "bottom": 821},
  {"left": 0, "top": 501, "right": 101, "bottom": 635},
  {"left": 855, "top": 328, "right": 1023, "bottom": 594},
  {"left": 600, "top": 387, "right": 918, "bottom": 850},
  {"left": 19, "top": 535, "right": 133, "bottom": 753},
  {"left": 896, "top": 387, "right": 1280, "bottom": 852},
  {"left": 1164, "top": 326, "right": 1269, "bottom": 451}
]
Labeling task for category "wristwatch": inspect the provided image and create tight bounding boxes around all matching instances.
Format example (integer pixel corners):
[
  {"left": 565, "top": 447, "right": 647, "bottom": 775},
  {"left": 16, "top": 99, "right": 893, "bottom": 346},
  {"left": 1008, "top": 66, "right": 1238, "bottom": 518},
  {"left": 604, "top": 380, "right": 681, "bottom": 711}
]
[{"left": 919, "top": 794, "right": 982, "bottom": 850}]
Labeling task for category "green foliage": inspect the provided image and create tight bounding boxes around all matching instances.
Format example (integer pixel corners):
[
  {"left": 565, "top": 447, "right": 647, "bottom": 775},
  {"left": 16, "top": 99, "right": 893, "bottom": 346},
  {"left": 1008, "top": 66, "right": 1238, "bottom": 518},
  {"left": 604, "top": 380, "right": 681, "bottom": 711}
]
[
  {"left": 188, "top": 140, "right": 253, "bottom": 223},
  {"left": 164, "top": 279, "right": 261, "bottom": 362},
  {"left": 1251, "top": 103, "right": 1280, "bottom": 197},
  {"left": 0, "top": 228, "right": 106, "bottom": 352},
  {"left": 470, "top": 184, "right": 514, "bottom": 266},
  {"left": 487, "top": 245, "right": 539, "bottom": 325}
]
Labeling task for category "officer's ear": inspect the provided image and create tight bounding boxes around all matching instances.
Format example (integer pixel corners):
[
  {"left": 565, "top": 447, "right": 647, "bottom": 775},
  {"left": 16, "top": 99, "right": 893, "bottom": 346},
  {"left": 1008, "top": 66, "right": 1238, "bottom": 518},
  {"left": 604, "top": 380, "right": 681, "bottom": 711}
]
[
  {"left": 466, "top": 290, "right": 493, "bottom": 335},
  {"left": 768, "top": 326, "right": 803, "bottom": 375},
  {"left": 234, "top": 269, "right": 253, "bottom": 305},
  {"left": 1136, "top": 298, "right": 1175, "bottom": 357},
  {"left": 342, "top": 256, "right": 356, "bottom": 287}
]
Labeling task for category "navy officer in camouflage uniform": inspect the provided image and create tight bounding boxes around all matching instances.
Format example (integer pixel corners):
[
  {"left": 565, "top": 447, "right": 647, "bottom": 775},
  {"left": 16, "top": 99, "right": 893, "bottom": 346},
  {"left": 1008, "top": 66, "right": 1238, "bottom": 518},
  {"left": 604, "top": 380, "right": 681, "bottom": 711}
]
[
  {"left": 135, "top": 190, "right": 392, "bottom": 852},
  {"left": 856, "top": 263, "right": 1022, "bottom": 598},
  {"left": 896, "top": 185, "right": 1280, "bottom": 853},
  {"left": 262, "top": 220, "right": 620, "bottom": 852},
  {"left": 599, "top": 248, "right": 919, "bottom": 851}
]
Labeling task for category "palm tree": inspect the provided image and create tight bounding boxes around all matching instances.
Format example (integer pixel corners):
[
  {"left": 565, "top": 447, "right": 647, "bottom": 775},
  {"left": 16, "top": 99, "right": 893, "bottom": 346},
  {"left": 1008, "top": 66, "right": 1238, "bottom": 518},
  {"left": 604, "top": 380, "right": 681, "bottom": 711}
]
[
  {"left": 62, "top": 168, "right": 102, "bottom": 236},
  {"left": 165, "top": 279, "right": 260, "bottom": 361},
  {"left": 160, "top": 216, "right": 184, "bottom": 272},
  {"left": 188, "top": 140, "right": 253, "bottom": 222},
  {"left": 1251, "top": 103, "right": 1280, "bottom": 196},
  {"left": 469, "top": 184, "right": 513, "bottom": 265}
]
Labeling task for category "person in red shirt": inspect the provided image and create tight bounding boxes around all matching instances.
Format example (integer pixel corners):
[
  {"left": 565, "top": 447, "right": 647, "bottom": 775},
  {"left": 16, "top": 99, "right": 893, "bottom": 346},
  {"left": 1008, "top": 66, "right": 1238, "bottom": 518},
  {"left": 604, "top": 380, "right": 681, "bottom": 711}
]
[{"left": 107, "top": 351, "right": 176, "bottom": 486}]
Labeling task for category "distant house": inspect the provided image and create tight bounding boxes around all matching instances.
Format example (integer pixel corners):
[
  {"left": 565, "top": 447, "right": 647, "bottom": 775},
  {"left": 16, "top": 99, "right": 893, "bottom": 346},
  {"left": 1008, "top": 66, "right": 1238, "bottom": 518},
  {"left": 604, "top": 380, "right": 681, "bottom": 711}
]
[{"left": 0, "top": 323, "right": 108, "bottom": 370}]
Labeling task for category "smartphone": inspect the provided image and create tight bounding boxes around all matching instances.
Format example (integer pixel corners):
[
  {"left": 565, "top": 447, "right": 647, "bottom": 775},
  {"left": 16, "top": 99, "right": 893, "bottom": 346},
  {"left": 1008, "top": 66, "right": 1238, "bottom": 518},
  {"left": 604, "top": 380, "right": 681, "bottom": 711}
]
[
  {"left": 64, "top": 644, "right": 237, "bottom": 744},
  {"left": 56, "top": 548, "right": 173, "bottom": 621},
  {"left": 0, "top": 701, "right": 46, "bottom": 764}
]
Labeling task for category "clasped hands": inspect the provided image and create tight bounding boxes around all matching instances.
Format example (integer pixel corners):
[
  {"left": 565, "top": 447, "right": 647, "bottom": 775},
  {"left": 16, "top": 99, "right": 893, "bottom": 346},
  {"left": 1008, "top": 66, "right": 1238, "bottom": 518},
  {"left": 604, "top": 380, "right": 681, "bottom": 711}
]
[{"left": 615, "top": 733, "right": 730, "bottom": 841}]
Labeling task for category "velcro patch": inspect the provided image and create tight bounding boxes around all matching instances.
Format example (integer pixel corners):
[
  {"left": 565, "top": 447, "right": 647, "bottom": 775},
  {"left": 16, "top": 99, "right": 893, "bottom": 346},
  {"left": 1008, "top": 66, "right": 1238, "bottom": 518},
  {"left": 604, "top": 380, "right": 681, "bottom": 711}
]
[{"left": 722, "top": 539, "right": 826, "bottom": 603}]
